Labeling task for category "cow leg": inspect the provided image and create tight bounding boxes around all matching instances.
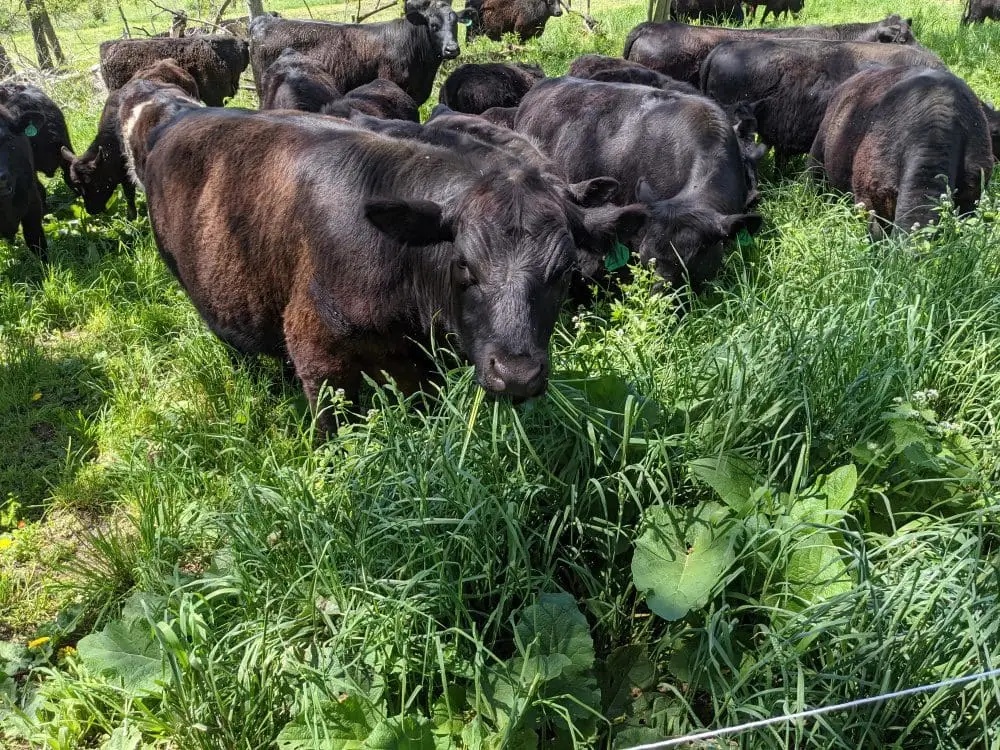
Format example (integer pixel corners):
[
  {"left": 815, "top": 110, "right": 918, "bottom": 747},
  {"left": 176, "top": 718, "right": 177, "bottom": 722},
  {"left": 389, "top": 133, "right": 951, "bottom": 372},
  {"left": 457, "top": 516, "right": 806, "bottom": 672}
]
[
  {"left": 36, "top": 179, "right": 49, "bottom": 216},
  {"left": 123, "top": 180, "right": 138, "bottom": 220},
  {"left": 21, "top": 189, "right": 47, "bottom": 261},
  {"left": 284, "top": 294, "right": 361, "bottom": 436}
]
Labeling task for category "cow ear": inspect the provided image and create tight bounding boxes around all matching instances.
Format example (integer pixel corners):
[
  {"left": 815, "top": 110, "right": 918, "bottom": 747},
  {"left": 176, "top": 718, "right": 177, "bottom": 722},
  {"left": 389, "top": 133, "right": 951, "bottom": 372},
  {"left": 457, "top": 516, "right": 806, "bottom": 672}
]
[
  {"left": 457, "top": 8, "right": 476, "bottom": 25},
  {"left": 635, "top": 177, "right": 658, "bottom": 205},
  {"left": 567, "top": 177, "right": 619, "bottom": 207},
  {"left": 60, "top": 146, "right": 75, "bottom": 165},
  {"left": 716, "top": 212, "right": 763, "bottom": 240},
  {"left": 579, "top": 202, "right": 649, "bottom": 245},
  {"left": 365, "top": 198, "right": 454, "bottom": 246},
  {"left": 405, "top": 10, "right": 429, "bottom": 25}
]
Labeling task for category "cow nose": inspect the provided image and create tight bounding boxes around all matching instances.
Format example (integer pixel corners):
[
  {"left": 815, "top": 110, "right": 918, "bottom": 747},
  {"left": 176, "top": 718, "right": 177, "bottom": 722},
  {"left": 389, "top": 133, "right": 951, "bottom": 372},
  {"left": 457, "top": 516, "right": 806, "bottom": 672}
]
[
  {"left": 484, "top": 355, "right": 547, "bottom": 400},
  {"left": 551, "top": 6, "right": 563, "bottom": 14},
  {"left": 442, "top": 43, "right": 460, "bottom": 58}
]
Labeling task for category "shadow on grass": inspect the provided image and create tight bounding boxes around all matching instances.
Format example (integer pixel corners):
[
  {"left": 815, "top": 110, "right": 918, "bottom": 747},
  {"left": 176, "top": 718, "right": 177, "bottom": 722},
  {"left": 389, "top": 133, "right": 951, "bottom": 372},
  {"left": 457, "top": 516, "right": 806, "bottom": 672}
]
[{"left": 0, "top": 343, "right": 108, "bottom": 521}]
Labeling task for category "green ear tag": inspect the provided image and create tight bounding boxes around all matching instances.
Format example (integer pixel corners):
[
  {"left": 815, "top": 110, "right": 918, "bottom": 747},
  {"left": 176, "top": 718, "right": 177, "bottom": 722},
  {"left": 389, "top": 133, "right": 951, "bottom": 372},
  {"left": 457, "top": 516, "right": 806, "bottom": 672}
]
[
  {"left": 462, "top": 17, "right": 473, "bottom": 25},
  {"left": 24, "top": 122, "right": 38, "bottom": 138},
  {"left": 736, "top": 228, "right": 753, "bottom": 248},
  {"left": 604, "top": 241, "right": 630, "bottom": 272}
]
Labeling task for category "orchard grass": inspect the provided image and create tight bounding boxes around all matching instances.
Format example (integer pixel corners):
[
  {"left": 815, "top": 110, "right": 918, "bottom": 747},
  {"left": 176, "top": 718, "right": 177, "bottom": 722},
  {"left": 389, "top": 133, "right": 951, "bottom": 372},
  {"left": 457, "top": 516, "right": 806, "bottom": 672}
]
[{"left": 2, "top": 0, "right": 1000, "bottom": 748}]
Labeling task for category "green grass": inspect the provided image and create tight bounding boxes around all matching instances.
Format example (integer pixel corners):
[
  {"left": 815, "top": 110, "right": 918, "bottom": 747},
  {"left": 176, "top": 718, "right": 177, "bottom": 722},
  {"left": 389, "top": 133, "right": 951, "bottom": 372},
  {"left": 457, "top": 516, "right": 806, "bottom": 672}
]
[{"left": 2, "top": 0, "right": 1000, "bottom": 748}]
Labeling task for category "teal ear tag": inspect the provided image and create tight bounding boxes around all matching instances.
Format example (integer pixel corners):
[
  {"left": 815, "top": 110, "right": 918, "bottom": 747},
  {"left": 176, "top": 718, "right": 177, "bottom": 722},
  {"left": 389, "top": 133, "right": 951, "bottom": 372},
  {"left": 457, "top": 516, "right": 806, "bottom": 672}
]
[
  {"left": 736, "top": 228, "right": 753, "bottom": 248},
  {"left": 604, "top": 241, "right": 630, "bottom": 272},
  {"left": 24, "top": 122, "right": 38, "bottom": 138},
  {"left": 462, "top": 17, "right": 473, "bottom": 25}
]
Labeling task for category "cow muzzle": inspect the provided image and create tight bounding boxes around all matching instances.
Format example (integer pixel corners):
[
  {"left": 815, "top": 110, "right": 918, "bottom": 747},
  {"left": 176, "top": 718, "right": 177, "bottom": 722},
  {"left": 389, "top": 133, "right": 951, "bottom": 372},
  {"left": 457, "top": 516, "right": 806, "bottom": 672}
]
[
  {"left": 442, "top": 42, "right": 460, "bottom": 59},
  {"left": 479, "top": 352, "right": 548, "bottom": 401}
]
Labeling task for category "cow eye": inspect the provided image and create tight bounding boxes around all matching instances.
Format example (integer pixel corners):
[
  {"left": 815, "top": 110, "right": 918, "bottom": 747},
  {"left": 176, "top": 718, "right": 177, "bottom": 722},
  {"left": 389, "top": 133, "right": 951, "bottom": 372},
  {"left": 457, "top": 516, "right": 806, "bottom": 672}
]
[{"left": 455, "top": 258, "right": 477, "bottom": 287}]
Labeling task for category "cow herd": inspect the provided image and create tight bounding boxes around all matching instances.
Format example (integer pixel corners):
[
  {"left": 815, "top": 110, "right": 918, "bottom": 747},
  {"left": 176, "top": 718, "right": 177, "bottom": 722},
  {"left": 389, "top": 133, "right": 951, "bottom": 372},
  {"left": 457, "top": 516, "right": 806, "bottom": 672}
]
[{"left": 0, "top": 2, "right": 998, "bottom": 429}]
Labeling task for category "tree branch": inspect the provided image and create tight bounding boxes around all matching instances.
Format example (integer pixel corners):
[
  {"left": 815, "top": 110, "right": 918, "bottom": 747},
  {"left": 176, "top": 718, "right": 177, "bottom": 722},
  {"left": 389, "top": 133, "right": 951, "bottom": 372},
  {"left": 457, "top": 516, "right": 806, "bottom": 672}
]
[{"left": 354, "top": 0, "right": 397, "bottom": 22}]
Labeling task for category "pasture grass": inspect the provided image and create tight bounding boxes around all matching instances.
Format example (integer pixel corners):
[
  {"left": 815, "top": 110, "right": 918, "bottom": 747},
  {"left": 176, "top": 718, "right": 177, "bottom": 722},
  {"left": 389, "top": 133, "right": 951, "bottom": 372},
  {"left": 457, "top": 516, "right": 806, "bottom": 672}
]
[{"left": 2, "top": 0, "right": 1000, "bottom": 748}]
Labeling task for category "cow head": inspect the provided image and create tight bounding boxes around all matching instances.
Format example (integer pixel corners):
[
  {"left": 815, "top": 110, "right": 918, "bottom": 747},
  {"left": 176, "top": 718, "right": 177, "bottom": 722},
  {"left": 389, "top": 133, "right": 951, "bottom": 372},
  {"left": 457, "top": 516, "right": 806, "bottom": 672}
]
[
  {"left": 0, "top": 107, "right": 31, "bottom": 201},
  {"left": 364, "top": 168, "right": 645, "bottom": 400},
  {"left": 875, "top": 15, "right": 914, "bottom": 44},
  {"left": 62, "top": 146, "right": 119, "bottom": 215},
  {"left": 547, "top": 0, "right": 564, "bottom": 18},
  {"left": 404, "top": 0, "right": 474, "bottom": 60},
  {"left": 983, "top": 101, "right": 1000, "bottom": 162},
  {"left": 634, "top": 178, "right": 761, "bottom": 290}
]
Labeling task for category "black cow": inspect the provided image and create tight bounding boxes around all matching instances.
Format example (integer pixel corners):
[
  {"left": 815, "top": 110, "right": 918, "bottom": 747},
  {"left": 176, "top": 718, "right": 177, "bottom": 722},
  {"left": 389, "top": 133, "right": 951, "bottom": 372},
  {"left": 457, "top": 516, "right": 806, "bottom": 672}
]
[
  {"left": 64, "top": 59, "right": 200, "bottom": 220},
  {"left": 464, "top": 0, "right": 562, "bottom": 41},
  {"left": 99, "top": 36, "right": 249, "bottom": 106},
  {"left": 125, "top": 104, "right": 644, "bottom": 431},
  {"left": 962, "top": 0, "right": 1000, "bottom": 23},
  {"left": 515, "top": 78, "right": 761, "bottom": 291},
  {"left": 746, "top": 0, "right": 805, "bottom": 23},
  {"left": 0, "top": 83, "right": 73, "bottom": 207},
  {"left": 810, "top": 67, "right": 994, "bottom": 238},
  {"left": 320, "top": 79, "right": 419, "bottom": 121},
  {"left": 624, "top": 16, "right": 916, "bottom": 85},
  {"left": 249, "top": 1, "right": 475, "bottom": 106},
  {"left": 568, "top": 54, "right": 698, "bottom": 92},
  {"left": 259, "top": 48, "right": 342, "bottom": 111},
  {"left": 0, "top": 106, "right": 45, "bottom": 258},
  {"left": 439, "top": 63, "right": 545, "bottom": 114},
  {"left": 672, "top": 0, "right": 744, "bottom": 24},
  {"left": 700, "top": 39, "right": 943, "bottom": 160}
]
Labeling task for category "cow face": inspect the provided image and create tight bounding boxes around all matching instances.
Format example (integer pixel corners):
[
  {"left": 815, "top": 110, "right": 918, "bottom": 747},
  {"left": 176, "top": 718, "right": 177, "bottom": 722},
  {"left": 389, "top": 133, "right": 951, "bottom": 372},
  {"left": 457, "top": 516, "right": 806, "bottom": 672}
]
[
  {"left": 875, "top": 15, "right": 914, "bottom": 44},
  {"left": 364, "top": 170, "right": 644, "bottom": 400},
  {"left": 546, "top": 0, "right": 564, "bottom": 18},
  {"left": 405, "top": 0, "right": 473, "bottom": 60},
  {"left": 63, "top": 146, "right": 118, "bottom": 215},
  {"left": 0, "top": 109, "right": 32, "bottom": 202},
  {"left": 634, "top": 179, "right": 761, "bottom": 290}
]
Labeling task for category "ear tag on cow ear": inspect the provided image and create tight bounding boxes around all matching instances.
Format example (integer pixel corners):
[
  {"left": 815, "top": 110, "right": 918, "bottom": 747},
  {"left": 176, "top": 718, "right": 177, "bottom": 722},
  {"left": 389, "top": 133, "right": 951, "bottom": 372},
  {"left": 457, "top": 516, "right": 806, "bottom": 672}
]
[
  {"left": 605, "top": 241, "right": 630, "bottom": 272},
  {"left": 24, "top": 122, "right": 38, "bottom": 138},
  {"left": 736, "top": 228, "right": 753, "bottom": 248},
  {"left": 462, "top": 17, "right": 473, "bottom": 25}
]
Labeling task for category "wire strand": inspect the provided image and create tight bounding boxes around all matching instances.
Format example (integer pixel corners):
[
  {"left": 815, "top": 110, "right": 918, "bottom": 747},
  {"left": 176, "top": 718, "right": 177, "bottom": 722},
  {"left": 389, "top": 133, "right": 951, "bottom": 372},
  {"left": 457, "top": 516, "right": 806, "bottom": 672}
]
[{"left": 623, "top": 665, "right": 1000, "bottom": 750}]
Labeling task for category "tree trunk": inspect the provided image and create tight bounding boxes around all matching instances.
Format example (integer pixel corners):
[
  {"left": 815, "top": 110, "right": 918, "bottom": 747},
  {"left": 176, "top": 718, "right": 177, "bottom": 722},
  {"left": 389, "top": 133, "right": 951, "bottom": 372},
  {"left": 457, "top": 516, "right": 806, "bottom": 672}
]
[
  {"left": 171, "top": 11, "right": 187, "bottom": 37},
  {"left": 247, "top": 0, "right": 266, "bottom": 18},
  {"left": 0, "top": 42, "right": 13, "bottom": 79},
  {"left": 40, "top": 2, "right": 65, "bottom": 65},
  {"left": 24, "top": 0, "right": 52, "bottom": 69},
  {"left": 648, "top": 0, "right": 672, "bottom": 21}
]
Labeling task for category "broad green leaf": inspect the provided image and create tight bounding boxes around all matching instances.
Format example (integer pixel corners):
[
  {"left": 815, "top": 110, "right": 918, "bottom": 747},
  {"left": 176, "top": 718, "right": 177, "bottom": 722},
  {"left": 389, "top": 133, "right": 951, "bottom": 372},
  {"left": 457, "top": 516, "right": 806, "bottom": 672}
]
[
  {"left": 599, "top": 646, "right": 655, "bottom": 718},
  {"left": 77, "top": 621, "right": 164, "bottom": 696},
  {"left": 100, "top": 725, "right": 141, "bottom": 750},
  {"left": 515, "top": 592, "right": 595, "bottom": 676},
  {"left": 785, "top": 530, "right": 852, "bottom": 607},
  {"left": 632, "top": 503, "right": 736, "bottom": 621},
  {"left": 613, "top": 727, "right": 664, "bottom": 749},
  {"left": 431, "top": 685, "right": 466, "bottom": 737},
  {"left": 0, "top": 641, "right": 29, "bottom": 677},
  {"left": 689, "top": 454, "right": 758, "bottom": 513},
  {"left": 818, "top": 464, "right": 857, "bottom": 510},
  {"left": 275, "top": 696, "right": 373, "bottom": 750},
  {"left": 120, "top": 592, "right": 166, "bottom": 627},
  {"left": 363, "top": 716, "right": 435, "bottom": 749}
]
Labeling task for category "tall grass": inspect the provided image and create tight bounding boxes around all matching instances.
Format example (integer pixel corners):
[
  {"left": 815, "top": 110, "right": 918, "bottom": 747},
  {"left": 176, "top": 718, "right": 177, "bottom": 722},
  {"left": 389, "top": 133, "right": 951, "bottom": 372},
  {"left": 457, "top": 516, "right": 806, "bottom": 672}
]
[{"left": 2, "top": 0, "right": 1000, "bottom": 748}]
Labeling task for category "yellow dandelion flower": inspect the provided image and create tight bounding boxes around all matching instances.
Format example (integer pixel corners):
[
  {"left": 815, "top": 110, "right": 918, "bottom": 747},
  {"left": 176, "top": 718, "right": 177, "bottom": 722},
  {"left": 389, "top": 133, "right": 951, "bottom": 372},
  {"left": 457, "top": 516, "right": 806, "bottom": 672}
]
[
  {"left": 57, "top": 646, "right": 77, "bottom": 660},
  {"left": 0, "top": 537, "right": 12, "bottom": 551},
  {"left": 27, "top": 636, "right": 51, "bottom": 649},
  {"left": 31, "top": 392, "right": 42, "bottom": 401}
]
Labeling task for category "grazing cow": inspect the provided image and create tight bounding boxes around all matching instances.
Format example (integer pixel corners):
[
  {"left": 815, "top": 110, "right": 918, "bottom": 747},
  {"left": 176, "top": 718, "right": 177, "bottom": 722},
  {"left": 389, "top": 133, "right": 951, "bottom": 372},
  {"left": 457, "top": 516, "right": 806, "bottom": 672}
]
[
  {"left": 984, "top": 103, "right": 1000, "bottom": 159},
  {"left": 672, "top": 0, "right": 744, "bottom": 24},
  {"left": 515, "top": 78, "right": 761, "bottom": 291},
  {"left": 64, "top": 59, "right": 199, "bottom": 220},
  {"left": 568, "top": 54, "right": 698, "bottom": 93},
  {"left": 962, "top": 0, "right": 1000, "bottom": 23},
  {"left": 810, "top": 67, "right": 993, "bottom": 238},
  {"left": 125, "top": 105, "right": 644, "bottom": 429},
  {"left": 99, "top": 36, "right": 249, "bottom": 106},
  {"left": 0, "top": 83, "right": 74, "bottom": 206},
  {"left": 700, "top": 39, "right": 943, "bottom": 160},
  {"left": 0, "top": 106, "right": 45, "bottom": 258},
  {"left": 439, "top": 63, "right": 545, "bottom": 114},
  {"left": 624, "top": 16, "right": 916, "bottom": 85},
  {"left": 259, "top": 48, "right": 342, "bottom": 111},
  {"left": 746, "top": 0, "right": 805, "bottom": 23},
  {"left": 249, "top": 1, "right": 475, "bottom": 106},
  {"left": 320, "top": 79, "right": 419, "bottom": 121},
  {"left": 464, "top": 0, "right": 562, "bottom": 41}
]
